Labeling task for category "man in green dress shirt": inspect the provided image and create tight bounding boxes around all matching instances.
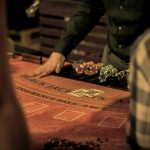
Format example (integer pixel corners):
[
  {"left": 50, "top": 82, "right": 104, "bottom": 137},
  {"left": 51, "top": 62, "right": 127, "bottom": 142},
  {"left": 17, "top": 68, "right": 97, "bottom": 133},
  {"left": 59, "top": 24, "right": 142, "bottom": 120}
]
[{"left": 31, "top": 0, "right": 150, "bottom": 78}]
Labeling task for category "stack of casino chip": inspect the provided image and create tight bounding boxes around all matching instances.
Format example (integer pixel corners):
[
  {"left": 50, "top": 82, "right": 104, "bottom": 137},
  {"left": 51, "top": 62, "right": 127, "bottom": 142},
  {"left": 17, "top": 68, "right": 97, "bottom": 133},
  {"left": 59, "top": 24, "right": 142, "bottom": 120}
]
[
  {"left": 113, "top": 69, "right": 130, "bottom": 81},
  {"left": 74, "top": 61, "right": 102, "bottom": 76},
  {"left": 99, "top": 65, "right": 118, "bottom": 82},
  {"left": 42, "top": 136, "right": 108, "bottom": 150},
  {"left": 99, "top": 65, "right": 130, "bottom": 83}
]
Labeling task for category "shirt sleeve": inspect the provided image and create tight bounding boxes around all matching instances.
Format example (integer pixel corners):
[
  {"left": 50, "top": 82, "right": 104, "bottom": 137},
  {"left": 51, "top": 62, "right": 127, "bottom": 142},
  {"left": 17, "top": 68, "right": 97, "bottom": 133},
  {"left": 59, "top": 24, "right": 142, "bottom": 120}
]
[{"left": 54, "top": 0, "right": 106, "bottom": 57}]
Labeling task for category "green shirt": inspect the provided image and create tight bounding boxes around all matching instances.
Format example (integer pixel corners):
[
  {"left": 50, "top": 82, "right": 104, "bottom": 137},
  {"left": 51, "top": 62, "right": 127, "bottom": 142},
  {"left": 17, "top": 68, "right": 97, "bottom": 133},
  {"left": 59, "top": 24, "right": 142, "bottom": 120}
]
[{"left": 55, "top": 0, "right": 150, "bottom": 60}]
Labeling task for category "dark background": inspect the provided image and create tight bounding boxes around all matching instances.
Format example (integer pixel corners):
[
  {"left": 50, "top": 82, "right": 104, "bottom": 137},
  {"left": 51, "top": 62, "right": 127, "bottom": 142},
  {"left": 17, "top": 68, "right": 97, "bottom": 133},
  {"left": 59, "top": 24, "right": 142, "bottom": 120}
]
[{"left": 6, "top": 0, "right": 39, "bottom": 30}]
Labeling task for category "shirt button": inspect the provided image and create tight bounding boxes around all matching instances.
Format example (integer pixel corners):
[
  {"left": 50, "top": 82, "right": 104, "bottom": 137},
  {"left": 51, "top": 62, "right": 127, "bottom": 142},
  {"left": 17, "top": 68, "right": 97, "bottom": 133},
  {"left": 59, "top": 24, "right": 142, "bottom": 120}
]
[
  {"left": 118, "top": 44, "right": 122, "bottom": 48},
  {"left": 118, "top": 26, "right": 122, "bottom": 30},
  {"left": 120, "top": 5, "right": 123, "bottom": 10}
]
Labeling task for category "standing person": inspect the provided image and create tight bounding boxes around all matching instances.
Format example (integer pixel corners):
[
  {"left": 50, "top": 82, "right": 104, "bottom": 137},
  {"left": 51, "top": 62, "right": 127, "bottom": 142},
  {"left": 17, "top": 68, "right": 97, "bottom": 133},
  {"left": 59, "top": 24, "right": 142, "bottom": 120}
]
[
  {"left": 31, "top": 0, "right": 150, "bottom": 78},
  {"left": 127, "top": 29, "right": 150, "bottom": 149},
  {"left": 0, "top": 0, "right": 31, "bottom": 150}
]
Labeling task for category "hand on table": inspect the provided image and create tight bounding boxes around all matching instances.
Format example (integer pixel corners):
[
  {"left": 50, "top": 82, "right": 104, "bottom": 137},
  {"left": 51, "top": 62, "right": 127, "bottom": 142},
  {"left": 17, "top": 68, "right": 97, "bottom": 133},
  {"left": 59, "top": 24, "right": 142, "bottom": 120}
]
[{"left": 29, "top": 52, "right": 65, "bottom": 78}]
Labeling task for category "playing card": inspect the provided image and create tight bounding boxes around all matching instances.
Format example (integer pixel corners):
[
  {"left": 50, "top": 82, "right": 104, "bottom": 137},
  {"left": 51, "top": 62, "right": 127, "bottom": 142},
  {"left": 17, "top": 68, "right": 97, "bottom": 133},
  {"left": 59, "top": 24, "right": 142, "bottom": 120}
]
[
  {"left": 67, "top": 89, "right": 88, "bottom": 97},
  {"left": 83, "top": 89, "right": 104, "bottom": 98}
]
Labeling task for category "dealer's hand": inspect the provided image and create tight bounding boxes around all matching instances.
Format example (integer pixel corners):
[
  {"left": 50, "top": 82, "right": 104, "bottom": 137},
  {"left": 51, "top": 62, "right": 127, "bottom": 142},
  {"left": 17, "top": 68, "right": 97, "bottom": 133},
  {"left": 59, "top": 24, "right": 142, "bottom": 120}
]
[{"left": 29, "top": 52, "right": 65, "bottom": 78}]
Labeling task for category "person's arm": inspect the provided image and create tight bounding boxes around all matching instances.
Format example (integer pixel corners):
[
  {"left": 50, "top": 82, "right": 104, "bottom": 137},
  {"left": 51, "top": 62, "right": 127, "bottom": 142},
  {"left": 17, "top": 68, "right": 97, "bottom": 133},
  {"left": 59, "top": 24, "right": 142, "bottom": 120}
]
[
  {"left": 30, "top": 0, "right": 106, "bottom": 78},
  {"left": 0, "top": 1, "right": 31, "bottom": 150},
  {"left": 54, "top": 0, "right": 106, "bottom": 57}
]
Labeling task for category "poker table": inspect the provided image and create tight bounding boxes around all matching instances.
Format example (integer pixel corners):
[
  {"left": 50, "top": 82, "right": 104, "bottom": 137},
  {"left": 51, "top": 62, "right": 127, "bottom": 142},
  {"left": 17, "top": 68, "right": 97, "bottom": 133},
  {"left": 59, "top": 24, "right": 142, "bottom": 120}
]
[{"left": 10, "top": 47, "right": 130, "bottom": 150}]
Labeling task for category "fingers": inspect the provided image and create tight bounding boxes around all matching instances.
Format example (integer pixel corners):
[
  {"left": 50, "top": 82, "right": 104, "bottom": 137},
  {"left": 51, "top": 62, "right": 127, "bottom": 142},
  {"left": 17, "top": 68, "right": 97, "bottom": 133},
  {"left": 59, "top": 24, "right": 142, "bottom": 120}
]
[
  {"left": 28, "top": 72, "right": 39, "bottom": 77},
  {"left": 55, "top": 63, "right": 61, "bottom": 73},
  {"left": 34, "top": 71, "right": 49, "bottom": 78},
  {"left": 27, "top": 52, "right": 65, "bottom": 78},
  {"left": 28, "top": 70, "right": 50, "bottom": 78},
  {"left": 55, "top": 59, "right": 65, "bottom": 73},
  {"left": 31, "top": 68, "right": 52, "bottom": 78},
  {"left": 55, "top": 54, "right": 65, "bottom": 73},
  {"left": 28, "top": 67, "right": 43, "bottom": 77},
  {"left": 27, "top": 63, "right": 51, "bottom": 78}
]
